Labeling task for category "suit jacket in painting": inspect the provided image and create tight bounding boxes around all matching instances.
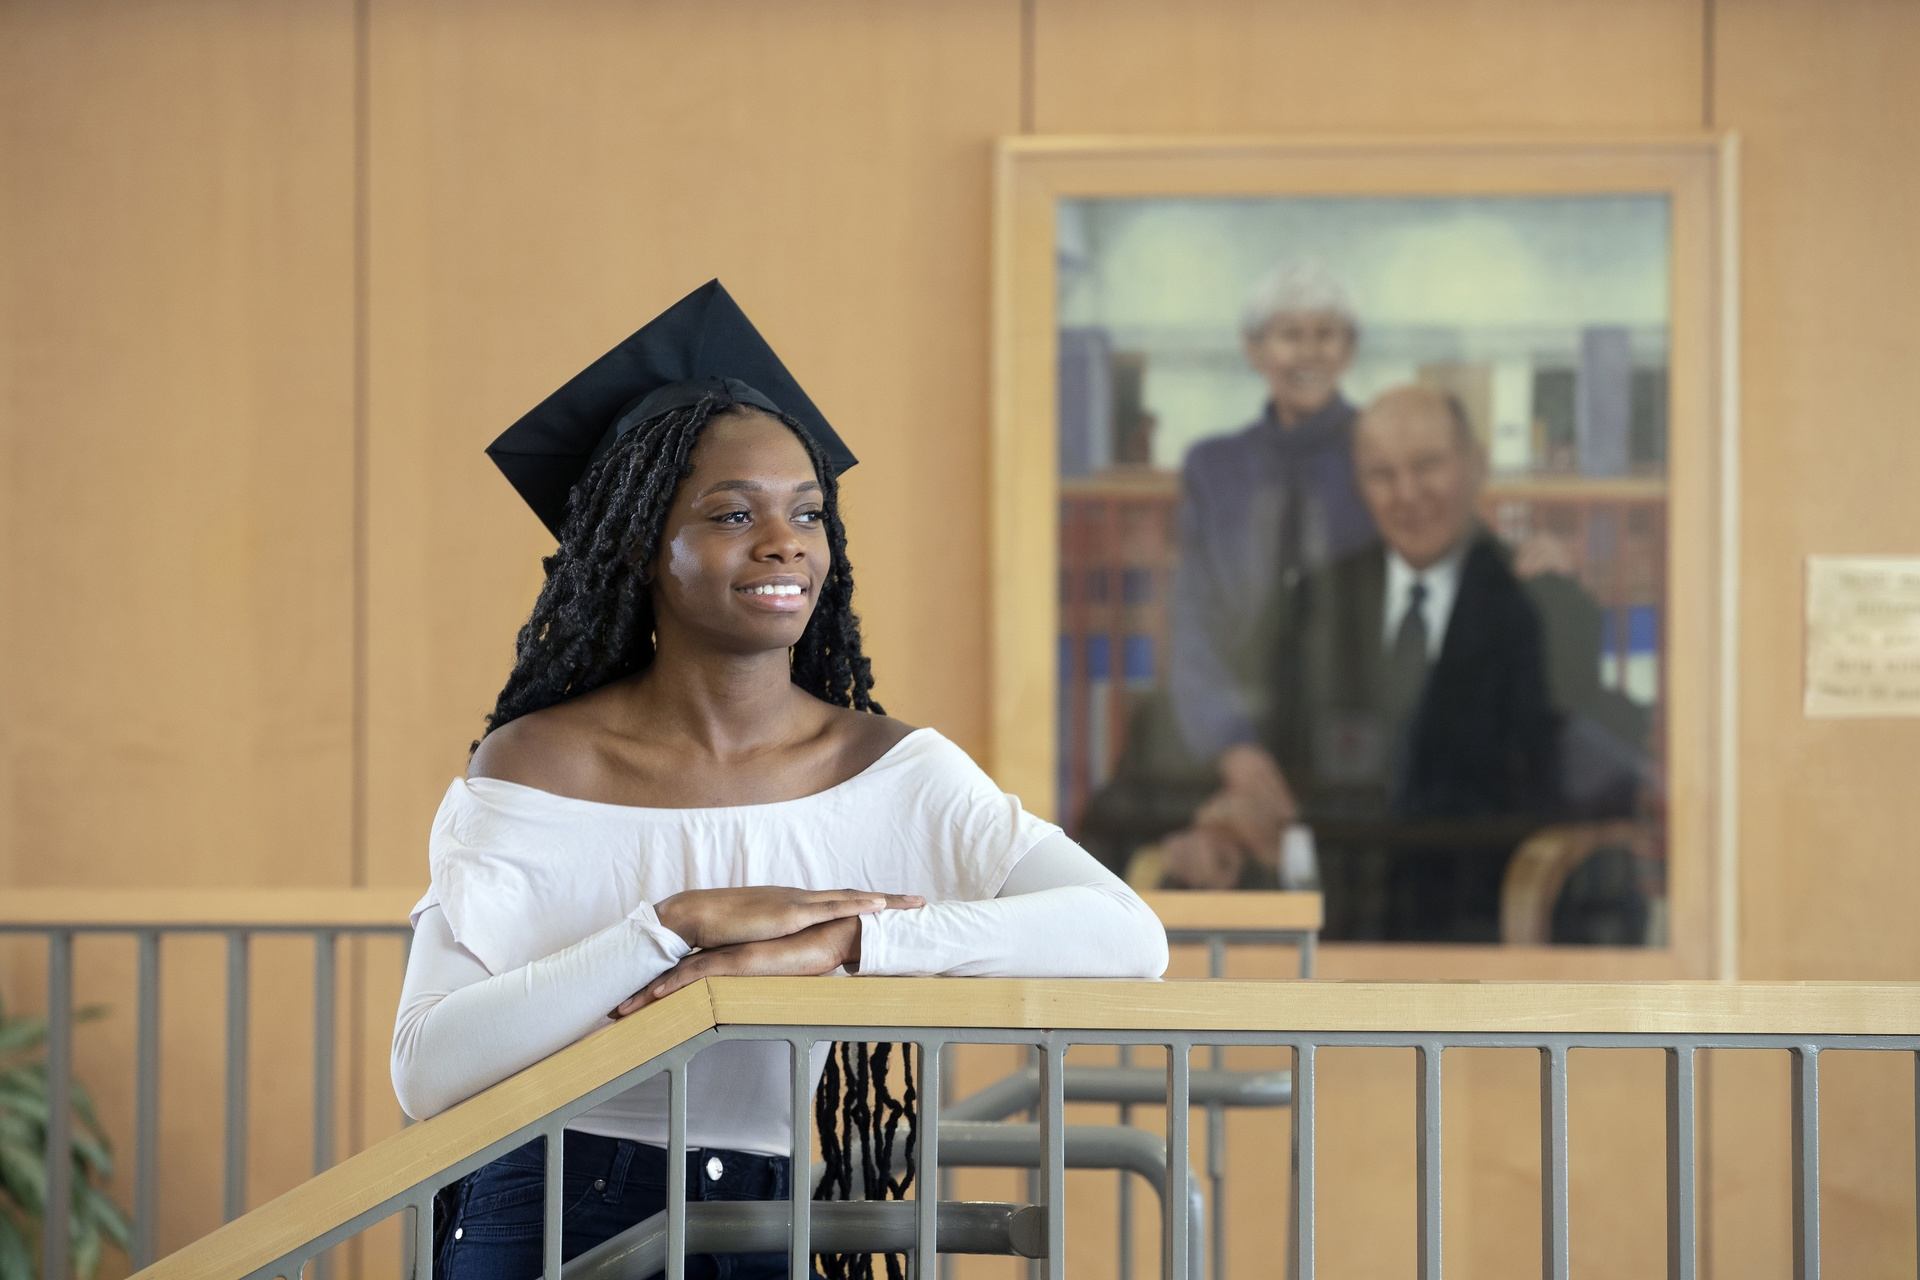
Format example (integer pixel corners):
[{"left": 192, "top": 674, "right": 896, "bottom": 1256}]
[{"left": 1261, "top": 532, "right": 1563, "bottom": 940}]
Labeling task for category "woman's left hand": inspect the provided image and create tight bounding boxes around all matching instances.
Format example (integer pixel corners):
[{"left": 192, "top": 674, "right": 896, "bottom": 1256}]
[{"left": 612, "top": 917, "right": 862, "bottom": 1017}]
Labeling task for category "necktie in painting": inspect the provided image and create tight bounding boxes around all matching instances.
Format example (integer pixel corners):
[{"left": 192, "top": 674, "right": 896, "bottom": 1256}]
[{"left": 1384, "top": 579, "right": 1431, "bottom": 799}]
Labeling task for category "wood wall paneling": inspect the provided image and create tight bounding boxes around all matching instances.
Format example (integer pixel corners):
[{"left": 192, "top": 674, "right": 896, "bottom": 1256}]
[
  {"left": 1707, "top": 3, "right": 1920, "bottom": 1276},
  {"left": 0, "top": 0, "right": 358, "bottom": 891},
  {"left": 1715, "top": 0, "right": 1920, "bottom": 983},
  {"left": 361, "top": 0, "right": 1027, "bottom": 897},
  {"left": 1031, "top": 0, "right": 1706, "bottom": 134},
  {"left": 0, "top": 2, "right": 358, "bottom": 1270}
]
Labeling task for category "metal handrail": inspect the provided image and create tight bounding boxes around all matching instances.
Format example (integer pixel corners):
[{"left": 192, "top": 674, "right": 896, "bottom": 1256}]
[
  {"left": 1, "top": 893, "right": 415, "bottom": 1279},
  {"left": 2, "top": 888, "right": 1317, "bottom": 1280},
  {"left": 98, "top": 977, "right": 1920, "bottom": 1280},
  {"left": 567, "top": 1201, "right": 1048, "bottom": 1278}
]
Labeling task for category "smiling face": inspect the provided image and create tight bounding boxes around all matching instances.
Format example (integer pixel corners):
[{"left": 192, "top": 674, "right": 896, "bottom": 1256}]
[
  {"left": 647, "top": 408, "right": 829, "bottom": 656},
  {"left": 1353, "top": 386, "right": 1484, "bottom": 571},
  {"left": 1244, "top": 309, "right": 1355, "bottom": 423}
]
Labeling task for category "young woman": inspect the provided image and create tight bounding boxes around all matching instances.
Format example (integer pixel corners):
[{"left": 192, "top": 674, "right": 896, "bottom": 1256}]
[{"left": 390, "top": 285, "right": 1168, "bottom": 1280}]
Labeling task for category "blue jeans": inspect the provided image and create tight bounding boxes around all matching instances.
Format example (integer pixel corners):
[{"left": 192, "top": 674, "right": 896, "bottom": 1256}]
[{"left": 436, "top": 1131, "right": 804, "bottom": 1279}]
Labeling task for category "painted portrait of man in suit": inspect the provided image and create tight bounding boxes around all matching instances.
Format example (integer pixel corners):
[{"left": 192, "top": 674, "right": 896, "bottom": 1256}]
[{"left": 1057, "top": 194, "right": 1669, "bottom": 944}]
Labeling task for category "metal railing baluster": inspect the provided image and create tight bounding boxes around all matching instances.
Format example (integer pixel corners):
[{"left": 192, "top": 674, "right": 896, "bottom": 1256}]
[
  {"left": 413, "top": 1189, "right": 436, "bottom": 1279},
  {"left": 135, "top": 928, "right": 161, "bottom": 1269},
  {"left": 225, "top": 930, "right": 252, "bottom": 1222},
  {"left": 1165, "top": 1042, "right": 1192, "bottom": 1280},
  {"left": 1540, "top": 1045, "right": 1571, "bottom": 1280},
  {"left": 668, "top": 1061, "right": 688, "bottom": 1280},
  {"left": 1291, "top": 1042, "right": 1316, "bottom": 1280},
  {"left": 1792, "top": 1045, "right": 1822, "bottom": 1280},
  {"left": 1116, "top": 1040, "right": 1134, "bottom": 1280},
  {"left": 544, "top": 1121, "right": 566, "bottom": 1278},
  {"left": 44, "top": 930, "right": 74, "bottom": 1280},
  {"left": 311, "top": 930, "right": 337, "bottom": 1280},
  {"left": 1416, "top": 1043, "right": 1442, "bottom": 1280},
  {"left": 790, "top": 1037, "right": 814, "bottom": 1280},
  {"left": 1040, "top": 1038, "right": 1067, "bottom": 1279},
  {"left": 1666, "top": 1045, "right": 1696, "bottom": 1280},
  {"left": 1206, "top": 937, "right": 1227, "bottom": 1280},
  {"left": 914, "top": 1040, "right": 942, "bottom": 1278}
]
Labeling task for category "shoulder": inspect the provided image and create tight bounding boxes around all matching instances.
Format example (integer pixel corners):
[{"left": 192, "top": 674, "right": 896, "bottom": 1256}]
[
  {"left": 1182, "top": 421, "right": 1265, "bottom": 480},
  {"left": 817, "top": 705, "right": 920, "bottom": 775},
  {"left": 1462, "top": 534, "right": 1529, "bottom": 608},
  {"left": 467, "top": 701, "right": 596, "bottom": 793}
]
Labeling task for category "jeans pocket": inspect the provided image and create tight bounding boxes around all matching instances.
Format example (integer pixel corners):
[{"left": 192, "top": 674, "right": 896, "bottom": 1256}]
[{"left": 458, "top": 1164, "right": 601, "bottom": 1241}]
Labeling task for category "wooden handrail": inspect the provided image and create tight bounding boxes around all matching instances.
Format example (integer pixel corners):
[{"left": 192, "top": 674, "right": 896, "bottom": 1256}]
[
  {"left": 1141, "top": 890, "right": 1321, "bottom": 932},
  {"left": 0, "top": 888, "right": 419, "bottom": 930},
  {"left": 0, "top": 888, "right": 1322, "bottom": 935},
  {"left": 130, "top": 976, "right": 1920, "bottom": 1279}
]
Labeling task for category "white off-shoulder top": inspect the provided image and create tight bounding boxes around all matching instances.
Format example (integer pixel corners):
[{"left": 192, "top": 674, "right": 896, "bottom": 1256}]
[{"left": 391, "top": 727, "right": 1168, "bottom": 1155}]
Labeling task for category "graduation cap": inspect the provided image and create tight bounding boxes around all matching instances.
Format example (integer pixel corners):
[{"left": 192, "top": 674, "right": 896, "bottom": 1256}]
[{"left": 486, "top": 279, "right": 858, "bottom": 539}]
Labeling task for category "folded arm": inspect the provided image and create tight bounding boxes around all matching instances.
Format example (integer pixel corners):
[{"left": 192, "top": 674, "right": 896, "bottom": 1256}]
[
  {"left": 856, "top": 830, "right": 1170, "bottom": 979},
  {"left": 389, "top": 903, "right": 690, "bottom": 1121}
]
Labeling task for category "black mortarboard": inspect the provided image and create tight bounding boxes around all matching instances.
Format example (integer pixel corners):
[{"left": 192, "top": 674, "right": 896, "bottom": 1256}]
[{"left": 486, "top": 279, "right": 858, "bottom": 539}]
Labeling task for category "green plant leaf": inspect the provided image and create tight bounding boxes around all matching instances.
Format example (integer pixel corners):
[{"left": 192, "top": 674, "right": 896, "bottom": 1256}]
[
  {"left": 0, "top": 1081, "right": 115, "bottom": 1178},
  {"left": 0, "top": 1020, "right": 48, "bottom": 1061},
  {"left": 70, "top": 1210, "right": 101, "bottom": 1279},
  {"left": 0, "top": 1137, "right": 46, "bottom": 1217},
  {"left": 11, "top": 1064, "right": 109, "bottom": 1141},
  {"left": 77, "top": 1181, "right": 130, "bottom": 1251},
  {"left": 0, "top": 1208, "right": 34, "bottom": 1280}
]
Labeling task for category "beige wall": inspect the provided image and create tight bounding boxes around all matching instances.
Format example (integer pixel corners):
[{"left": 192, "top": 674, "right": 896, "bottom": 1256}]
[{"left": 4, "top": 0, "right": 1917, "bottom": 1275}]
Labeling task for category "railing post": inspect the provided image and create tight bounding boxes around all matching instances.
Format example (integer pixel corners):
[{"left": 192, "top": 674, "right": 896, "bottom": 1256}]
[
  {"left": 914, "top": 1040, "right": 942, "bottom": 1279},
  {"left": 543, "top": 1120, "right": 566, "bottom": 1279},
  {"left": 790, "top": 1037, "right": 814, "bottom": 1280},
  {"left": 225, "top": 930, "right": 251, "bottom": 1222},
  {"left": 1206, "top": 937, "right": 1228, "bottom": 1280},
  {"left": 1540, "top": 1045, "right": 1570, "bottom": 1280},
  {"left": 1416, "top": 1043, "right": 1442, "bottom": 1280},
  {"left": 1166, "top": 1041, "right": 1192, "bottom": 1280},
  {"left": 44, "top": 929, "right": 74, "bottom": 1280},
  {"left": 1291, "top": 1042, "right": 1316, "bottom": 1280},
  {"left": 312, "top": 928, "right": 338, "bottom": 1280},
  {"left": 1116, "top": 1040, "right": 1134, "bottom": 1280},
  {"left": 1666, "top": 1045, "right": 1697, "bottom": 1280},
  {"left": 134, "top": 928, "right": 161, "bottom": 1270},
  {"left": 412, "top": 1188, "right": 436, "bottom": 1279},
  {"left": 668, "top": 1060, "right": 688, "bottom": 1280},
  {"left": 1040, "top": 1038, "right": 1067, "bottom": 1279},
  {"left": 1791, "top": 1045, "right": 1821, "bottom": 1280}
]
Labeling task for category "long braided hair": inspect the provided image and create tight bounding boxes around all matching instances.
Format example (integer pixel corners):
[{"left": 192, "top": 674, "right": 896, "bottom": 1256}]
[{"left": 478, "top": 393, "right": 914, "bottom": 1278}]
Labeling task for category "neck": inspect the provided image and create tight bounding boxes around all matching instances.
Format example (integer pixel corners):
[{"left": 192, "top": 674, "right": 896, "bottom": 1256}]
[{"left": 621, "top": 639, "right": 813, "bottom": 759}]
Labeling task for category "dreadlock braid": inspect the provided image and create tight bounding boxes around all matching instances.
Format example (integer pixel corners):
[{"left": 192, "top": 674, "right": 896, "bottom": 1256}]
[{"left": 478, "top": 393, "right": 910, "bottom": 1275}]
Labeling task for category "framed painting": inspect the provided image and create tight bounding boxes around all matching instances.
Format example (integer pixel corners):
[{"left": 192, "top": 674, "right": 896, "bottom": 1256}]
[{"left": 990, "top": 136, "right": 1735, "bottom": 977}]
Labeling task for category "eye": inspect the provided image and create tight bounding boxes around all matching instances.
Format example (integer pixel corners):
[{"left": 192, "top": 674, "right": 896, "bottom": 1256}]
[
  {"left": 712, "top": 510, "right": 751, "bottom": 526},
  {"left": 794, "top": 508, "right": 825, "bottom": 526}
]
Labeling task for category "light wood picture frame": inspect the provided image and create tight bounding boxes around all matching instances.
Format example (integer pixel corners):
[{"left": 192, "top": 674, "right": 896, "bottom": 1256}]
[{"left": 990, "top": 135, "right": 1736, "bottom": 978}]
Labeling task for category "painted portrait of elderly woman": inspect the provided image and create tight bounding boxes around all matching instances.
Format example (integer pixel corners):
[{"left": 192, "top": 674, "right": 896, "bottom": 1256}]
[{"left": 1053, "top": 194, "right": 1675, "bottom": 947}]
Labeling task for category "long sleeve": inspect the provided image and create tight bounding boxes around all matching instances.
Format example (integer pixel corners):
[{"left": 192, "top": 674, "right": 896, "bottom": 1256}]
[
  {"left": 389, "top": 901, "right": 692, "bottom": 1121},
  {"left": 854, "top": 830, "right": 1169, "bottom": 979}
]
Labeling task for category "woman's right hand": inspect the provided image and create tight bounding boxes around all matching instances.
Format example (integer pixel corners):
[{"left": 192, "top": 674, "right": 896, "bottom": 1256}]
[{"left": 654, "top": 886, "right": 924, "bottom": 951}]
